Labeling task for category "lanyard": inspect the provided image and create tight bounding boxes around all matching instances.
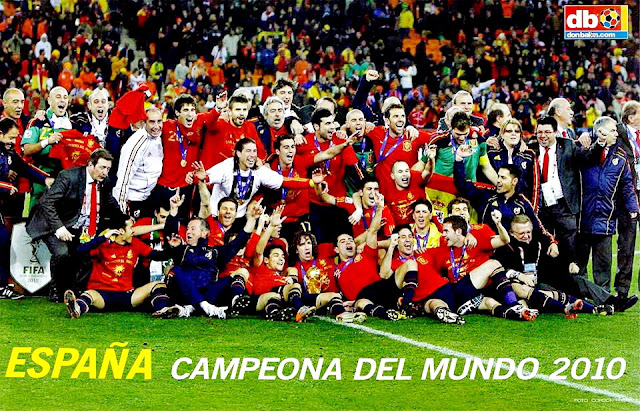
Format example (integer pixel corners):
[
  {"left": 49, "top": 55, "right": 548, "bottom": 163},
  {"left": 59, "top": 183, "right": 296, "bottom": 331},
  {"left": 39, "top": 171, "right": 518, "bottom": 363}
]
[
  {"left": 277, "top": 163, "right": 294, "bottom": 200},
  {"left": 358, "top": 139, "right": 369, "bottom": 169},
  {"left": 176, "top": 125, "right": 188, "bottom": 164},
  {"left": 377, "top": 129, "right": 403, "bottom": 163},
  {"left": 234, "top": 169, "right": 253, "bottom": 202},
  {"left": 334, "top": 258, "right": 354, "bottom": 280},
  {"left": 415, "top": 232, "right": 428, "bottom": 250},
  {"left": 449, "top": 244, "right": 466, "bottom": 282},
  {"left": 315, "top": 137, "right": 333, "bottom": 172},
  {"left": 361, "top": 206, "right": 377, "bottom": 230}
]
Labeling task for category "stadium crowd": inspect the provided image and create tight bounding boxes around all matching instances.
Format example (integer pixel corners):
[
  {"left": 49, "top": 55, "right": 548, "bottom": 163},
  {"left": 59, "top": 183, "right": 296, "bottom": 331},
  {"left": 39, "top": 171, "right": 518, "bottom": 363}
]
[{"left": 0, "top": 0, "right": 638, "bottom": 324}]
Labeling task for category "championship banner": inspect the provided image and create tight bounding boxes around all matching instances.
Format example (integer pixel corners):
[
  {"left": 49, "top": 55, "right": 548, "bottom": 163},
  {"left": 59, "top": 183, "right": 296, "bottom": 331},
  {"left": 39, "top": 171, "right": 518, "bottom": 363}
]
[
  {"left": 9, "top": 222, "right": 52, "bottom": 294},
  {"left": 426, "top": 173, "right": 493, "bottom": 224}
]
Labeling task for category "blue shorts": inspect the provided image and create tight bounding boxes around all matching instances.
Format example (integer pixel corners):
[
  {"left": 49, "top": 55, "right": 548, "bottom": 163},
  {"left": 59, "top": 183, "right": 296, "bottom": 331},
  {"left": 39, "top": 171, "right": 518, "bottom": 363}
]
[
  {"left": 96, "top": 290, "right": 135, "bottom": 311},
  {"left": 419, "top": 275, "right": 481, "bottom": 311}
]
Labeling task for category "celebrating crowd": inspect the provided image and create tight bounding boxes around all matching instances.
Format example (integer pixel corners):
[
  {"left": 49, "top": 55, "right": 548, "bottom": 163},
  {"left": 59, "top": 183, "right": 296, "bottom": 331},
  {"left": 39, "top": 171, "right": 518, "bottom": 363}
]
[{"left": 0, "top": 0, "right": 638, "bottom": 325}]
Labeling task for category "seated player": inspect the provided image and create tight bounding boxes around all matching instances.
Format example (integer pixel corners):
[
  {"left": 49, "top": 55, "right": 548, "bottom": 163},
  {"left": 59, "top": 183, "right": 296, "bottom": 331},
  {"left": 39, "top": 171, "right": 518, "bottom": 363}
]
[
  {"left": 334, "top": 192, "right": 406, "bottom": 321},
  {"left": 63, "top": 218, "right": 174, "bottom": 319},
  {"left": 162, "top": 195, "right": 258, "bottom": 319},
  {"left": 248, "top": 208, "right": 316, "bottom": 322},
  {"left": 386, "top": 224, "right": 535, "bottom": 324},
  {"left": 427, "top": 215, "right": 539, "bottom": 321},
  {"left": 293, "top": 229, "right": 366, "bottom": 323}
]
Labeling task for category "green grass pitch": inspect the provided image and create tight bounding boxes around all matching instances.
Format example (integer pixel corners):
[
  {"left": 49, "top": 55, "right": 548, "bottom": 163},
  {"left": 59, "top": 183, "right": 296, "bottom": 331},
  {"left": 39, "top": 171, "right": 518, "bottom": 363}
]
[{"left": 0, "top": 241, "right": 638, "bottom": 410}]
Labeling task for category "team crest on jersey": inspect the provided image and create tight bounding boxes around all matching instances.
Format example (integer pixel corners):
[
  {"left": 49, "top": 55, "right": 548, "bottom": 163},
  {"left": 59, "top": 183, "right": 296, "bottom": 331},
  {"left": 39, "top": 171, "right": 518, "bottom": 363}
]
[
  {"left": 127, "top": 250, "right": 133, "bottom": 259},
  {"left": 522, "top": 162, "right": 527, "bottom": 169},
  {"left": 407, "top": 192, "right": 414, "bottom": 200},
  {"left": 492, "top": 201, "right": 498, "bottom": 207},
  {"left": 469, "top": 139, "right": 478, "bottom": 147},
  {"left": 494, "top": 155, "right": 501, "bottom": 161},
  {"left": 513, "top": 207, "right": 522, "bottom": 215},
  {"left": 7, "top": 156, "right": 11, "bottom": 165},
  {"left": 417, "top": 256, "right": 428, "bottom": 265},
  {"left": 402, "top": 140, "right": 412, "bottom": 152},
  {"left": 612, "top": 158, "right": 619, "bottom": 166},
  {"left": 355, "top": 254, "right": 363, "bottom": 263},
  {"left": 88, "top": 140, "right": 96, "bottom": 148}
]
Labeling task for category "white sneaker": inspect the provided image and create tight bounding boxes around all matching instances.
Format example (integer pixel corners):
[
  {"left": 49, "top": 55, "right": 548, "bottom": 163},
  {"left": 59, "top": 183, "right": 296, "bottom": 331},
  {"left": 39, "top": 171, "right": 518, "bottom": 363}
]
[{"left": 179, "top": 305, "right": 195, "bottom": 318}]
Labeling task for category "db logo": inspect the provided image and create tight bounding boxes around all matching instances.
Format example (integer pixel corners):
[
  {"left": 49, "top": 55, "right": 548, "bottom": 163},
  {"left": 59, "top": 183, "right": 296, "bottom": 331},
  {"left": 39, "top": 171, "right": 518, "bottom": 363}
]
[{"left": 564, "top": 5, "right": 629, "bottom": 40}]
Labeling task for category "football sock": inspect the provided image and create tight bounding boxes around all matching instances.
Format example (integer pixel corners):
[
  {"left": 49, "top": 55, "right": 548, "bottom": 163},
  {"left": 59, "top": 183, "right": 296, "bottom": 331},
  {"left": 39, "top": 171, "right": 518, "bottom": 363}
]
[
  {"left": 287, "top": 289, "right": 303, "bottom": 309},
  {"left": 528, "top": 289, "right": 565, "bottom": 313},
  {"left": 150, "top": 283, "right": 170, "bottom": 310},
  {"left": 77, "top": 293, "right": 92, "bottom": 314},
  {"left": 230, "top": 275, "right": 247, "bottom": 296},
  {"left": 363, "top": 303, "right": 387, "bottom": 319},
  {"left": 327, "top": 296, "right": 346, "bottom": 316},
  {"left": 264, "top": 298, "right": 283, "bottom": 316},
  {"left": 491, "top": 268, "right": 519, "bottom": 306},
  {"left": 402, "top": 270, "right": 418, "bottom": 305}
]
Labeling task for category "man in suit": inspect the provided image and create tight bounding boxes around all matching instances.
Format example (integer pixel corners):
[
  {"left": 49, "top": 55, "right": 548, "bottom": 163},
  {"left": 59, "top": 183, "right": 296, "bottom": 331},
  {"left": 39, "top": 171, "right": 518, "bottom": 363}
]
[
  {"left": 27, "top": 149, "right": 128, "bottom": 302},
  {"left": 615, "top": 101, "right": 640, "bottom": 300},
  {"left": 547, "top": 98, "right": 575, "bottom": 140},
  {"left": 533, "top": 117, "right": 600, "bottom": 292}
]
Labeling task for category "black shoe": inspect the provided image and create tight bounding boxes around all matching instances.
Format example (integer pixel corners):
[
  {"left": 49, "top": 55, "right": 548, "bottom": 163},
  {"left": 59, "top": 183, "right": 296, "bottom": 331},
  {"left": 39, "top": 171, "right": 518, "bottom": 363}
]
[
  {"left": 49, "top": 285, "right": 61, "bottom": 303},
  {"left": 614, "top": 295, "right": 638, "bottom": 312},
  {"left": 229, "top": 295, "right": 251, "bottom": 317}
]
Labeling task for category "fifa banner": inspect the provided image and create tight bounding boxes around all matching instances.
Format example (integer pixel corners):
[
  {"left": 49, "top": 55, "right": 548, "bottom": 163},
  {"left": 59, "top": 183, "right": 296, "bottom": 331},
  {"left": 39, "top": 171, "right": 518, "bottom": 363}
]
[
  {"left": 426, "top": 173, "right": 493, "bottom": 224},
  {"left": 9, "top": 222, "right": 52, "bottom": 293}
]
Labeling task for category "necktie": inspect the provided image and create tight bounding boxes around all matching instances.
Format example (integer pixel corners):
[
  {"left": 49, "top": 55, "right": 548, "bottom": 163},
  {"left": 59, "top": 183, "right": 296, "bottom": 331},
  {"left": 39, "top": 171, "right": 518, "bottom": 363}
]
[
  {"left": 634, "top": 130, "right": 640, "bottom": 158},
  {"left": 542, "top": 147, "right": 549, "bottom": 182},
  {"left": 562, "top": 130, "right": 568, "bottom": 139},
  {"left": 88, "top": 182, "right": 98, "bottom": 237},
  {"left": 600, "top": 148, "right": 607, "bottom": 165}
]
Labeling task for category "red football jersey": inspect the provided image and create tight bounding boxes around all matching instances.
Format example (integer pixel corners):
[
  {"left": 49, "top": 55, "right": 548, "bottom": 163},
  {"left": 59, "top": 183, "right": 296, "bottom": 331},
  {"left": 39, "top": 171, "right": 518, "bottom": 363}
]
[
  {"left": 49, "top": 130, "right": 100, "bottom": 169},
  {"left": 248, "top": 263, "right": 289, "bottom": 295},
  {"left": 266, "top": 154, "right": 317, "bottom": 221},
  {"left": 86, "top": 237, "right": 153, "bottom": 292},
  {"left": 367, "top": 126, "right": 431, "bottom": 195},
  {"left": 336, "top": 201, "right": 396, "bottom": 239},
  {"left": 157, "top": 110, "right": 219, "bottom": 188},
  {"left": 200, "top": 117, "right": 265, "bottom": 169},
  {"left": 297, "top": 133, "right": 359, "bottom": 199},
  {"left": 384, "top": 170, "right": 427, "bottom": 225},
  {"left": 296, "top": 258, "right": 338, "bottom": 294},
  {"left": 431, "top": 224, "right": 496, "bottom": 283},
  {"left": 334, "top": 245, "right": 381, "bottom": 301}
]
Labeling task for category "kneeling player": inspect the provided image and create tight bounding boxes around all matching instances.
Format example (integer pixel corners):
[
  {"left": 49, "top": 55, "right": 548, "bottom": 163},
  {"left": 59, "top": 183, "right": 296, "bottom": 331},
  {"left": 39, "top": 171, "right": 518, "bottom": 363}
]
[
  {"left": 64, "top": 219, "right": 173, "bottom": 318},
  {"left": 294, "top": 229, "right": 366, "bottom": 323}
]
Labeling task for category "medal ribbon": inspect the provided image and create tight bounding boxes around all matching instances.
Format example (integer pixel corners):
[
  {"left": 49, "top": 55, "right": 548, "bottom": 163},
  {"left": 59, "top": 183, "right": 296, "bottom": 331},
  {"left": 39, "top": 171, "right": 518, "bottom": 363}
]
[
  {"left": 234, "top": 169, "right": 254, "bottom": 202},
  {"left": 334, "top": 258, "right": 354, "bottom": 279},
  {"left": 377, "top": 129, "right": 403, "bottom": 163},
  {"left": 277, "top": 163, "right": 294, "bottom": 200},
  {"left": 361, "top": 205, "right": 377, "bottom": 230},
  {"left": 449, "top": 244, "right": 466, "bottom": 282},
  {"left": 315, "top": 137, "right": 333, "bottom": 172},
  {"left": 176, "top": 124, "right": 188, "bottom": 163}
]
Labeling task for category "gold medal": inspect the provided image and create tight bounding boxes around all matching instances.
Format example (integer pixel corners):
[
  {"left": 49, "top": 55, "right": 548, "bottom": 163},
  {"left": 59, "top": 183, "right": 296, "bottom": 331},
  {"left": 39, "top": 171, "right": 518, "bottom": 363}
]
[{"left": 181, "top": 159, "right": 187, "bottom": 167}]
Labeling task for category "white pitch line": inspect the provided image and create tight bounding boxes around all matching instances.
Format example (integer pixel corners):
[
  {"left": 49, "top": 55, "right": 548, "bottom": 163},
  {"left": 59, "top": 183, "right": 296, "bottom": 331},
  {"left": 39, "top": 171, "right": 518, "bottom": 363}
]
[{"left": 320, "top": 317, "right": 640, "bottom": 406}]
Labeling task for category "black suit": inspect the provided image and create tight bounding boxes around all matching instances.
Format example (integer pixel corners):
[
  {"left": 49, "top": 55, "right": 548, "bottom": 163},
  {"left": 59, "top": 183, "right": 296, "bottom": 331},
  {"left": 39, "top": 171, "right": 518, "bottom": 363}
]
[
  {"left": 27, "top": 167, "right": 127, "bottom": 299},
  {"left": 614, "top": 123, "right": 640, "bottom": 297},
  {"left": 530, "top": 138, "right": 594, "bottom": 270}
]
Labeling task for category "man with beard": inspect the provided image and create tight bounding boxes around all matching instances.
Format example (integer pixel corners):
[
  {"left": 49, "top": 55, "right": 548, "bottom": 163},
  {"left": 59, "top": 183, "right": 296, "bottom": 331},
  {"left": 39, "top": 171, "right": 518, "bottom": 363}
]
[
  {"left": 253, "top": 96, "right": 290, "bottom": 155},
  {"left": 293, "top": 229, "right": 366, "bottom": 323},
  {"left": 201, "top": 94, "right": 266, "bottom": 169},
  {"left": 154, "top": 93, "right": 224, "bottom": 218},
  {"left": 112, "top": 107, "right": 164, "bottom": 218},
  {"left": 333, "top": 192, "right": 406, "bottom": 321},
  {"left": 367, "top": 103, "right": 432, "bottom": 196},
  {"left": 317, "top": 176, "right": 396, "bottom": 242},
  {"left": 432, "top": 111, "right": 497, "bottom": 183},
  {"left": 265, "top": 133, "right": 355, "bottom": 243},
  {"left": 22, "top": 86, "right": 70, "bottom": 207},
  {"left": 198, "top": 138, "right": 323, "bottom": 220}
]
